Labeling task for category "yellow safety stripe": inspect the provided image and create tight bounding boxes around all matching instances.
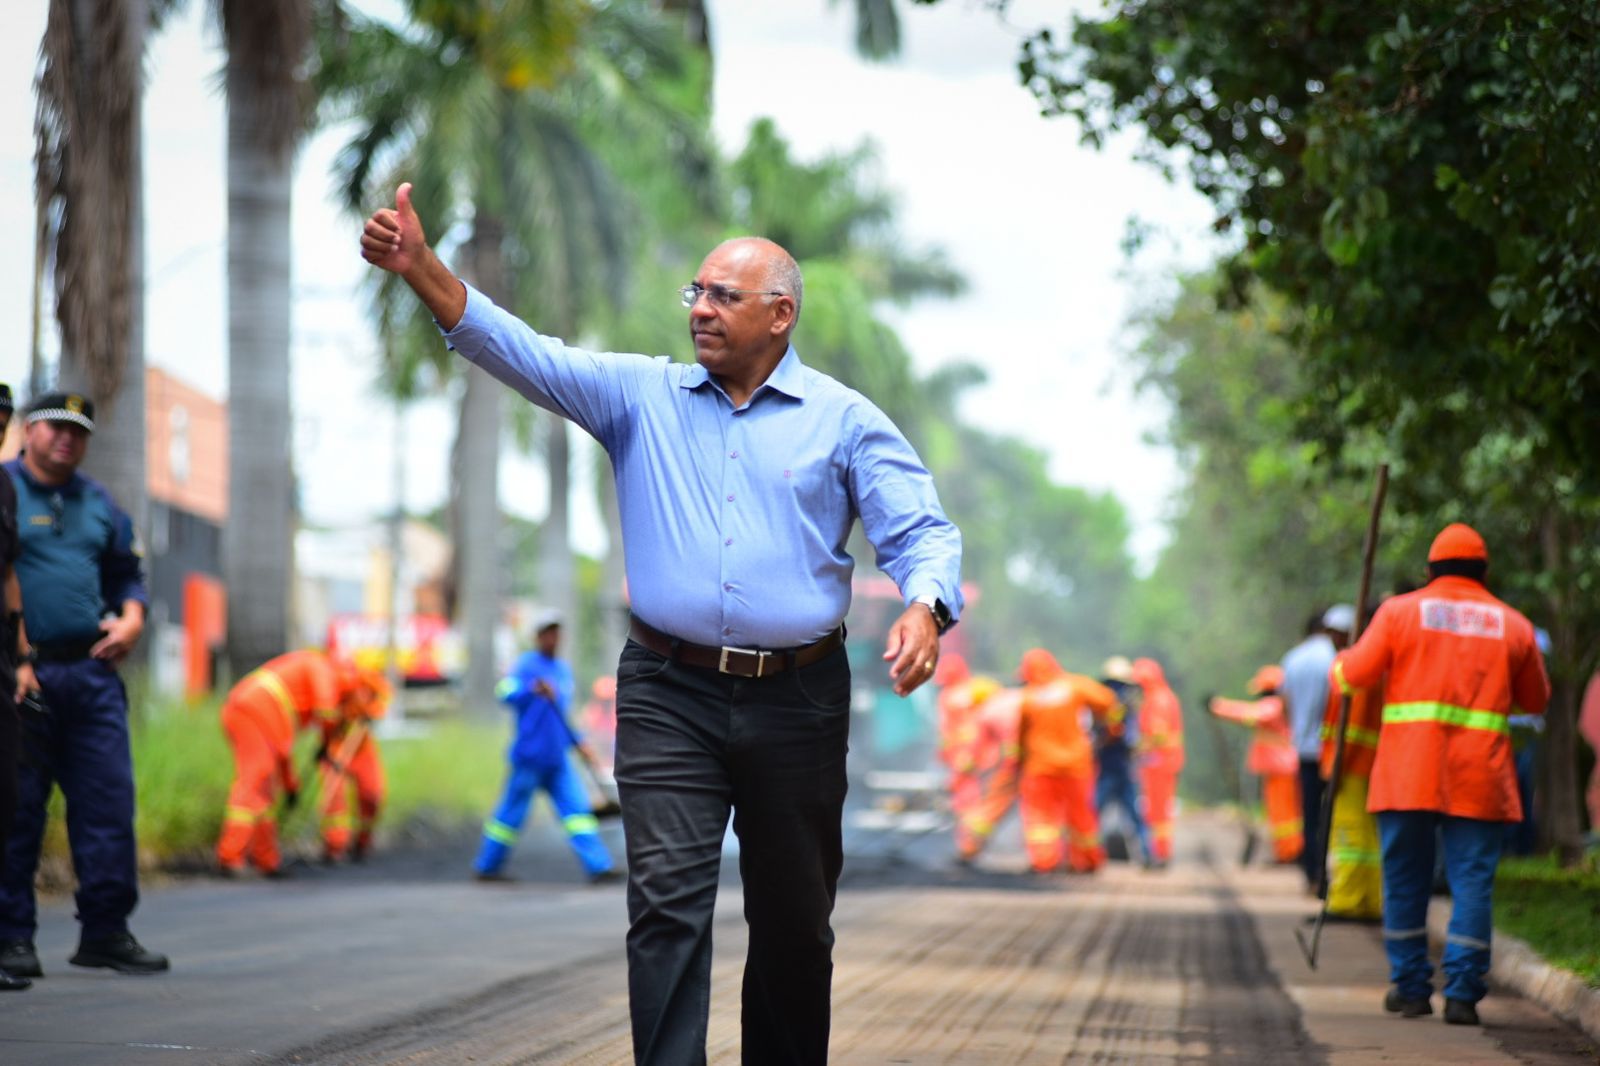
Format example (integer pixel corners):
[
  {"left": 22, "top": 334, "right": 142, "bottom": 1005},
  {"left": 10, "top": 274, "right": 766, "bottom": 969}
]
[
  {"left": 1332, "top": 661, "right": 1353, "bottom": 696},
  {"left": 1332, "top": 846, "right": 1382, "bottom": 866},
  {"left": 1382, "top": 701, "right": 1510, "bottom": 735},
  {"left": 495, "top": 677, "right": 518, "bottom": 700},
  {"left": 563, "top": 813, "right": 600, "bottom": 835},
  {"left": 248, "top": 669, "right": 299, "bottom": 726},
  {"left": 1024, "top": 826, "right": 1060, "bottom": 844},
  {"left": 483, "top": 819, "right": 518, "bottom": 845},
  {"left": 224, "top": 805, "right": 260, "bottom": 825},
  {"left": 1320, "top": 722, "right": 1381, "bottom": 748},
  {"left": 1271, "top": 820, "right": 1303, "bottom": 838},
  {"left": 321, "top": 813, "right": 353, "bottom": 829}
]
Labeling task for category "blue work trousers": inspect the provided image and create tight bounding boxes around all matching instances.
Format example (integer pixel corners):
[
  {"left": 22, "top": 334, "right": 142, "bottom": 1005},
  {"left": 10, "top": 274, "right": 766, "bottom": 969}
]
[
  {"left": 1378, "top": 810, "right": 1503, "bottom": 1004},
  {"left": 474, "top": 758, "right": 613, "bottom": 878},
  {"left": 1093, "top": 754, "right": 1153, "bottom": 863},
  {"left": 0, "top": 659, "right": 139, "bottom": 941},
  {"left": 1299, "top": 757, "right": 1326, "bottom": 890},
  {"left": 614, "top": 638, "right": 850, "bottom": 1066}
]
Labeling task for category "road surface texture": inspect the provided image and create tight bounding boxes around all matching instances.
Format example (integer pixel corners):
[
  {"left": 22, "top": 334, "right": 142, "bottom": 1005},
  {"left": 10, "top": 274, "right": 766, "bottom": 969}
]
[{"left": 1, "top": 804, "right": 1594, "bottom": 1064}]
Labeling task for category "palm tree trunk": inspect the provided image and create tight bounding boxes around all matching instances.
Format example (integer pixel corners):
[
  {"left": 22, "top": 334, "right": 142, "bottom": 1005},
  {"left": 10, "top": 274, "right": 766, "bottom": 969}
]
[
  {"left": 44, "top": 0, "right": 145, "bottom": 523},
  {"left": 538, "top": 416, "right": 575, "bottom": 636},
  {"left": 222, "top": 44, "right": 296, "bottom": 677},
  {"left": 453, "top": 222, "right": 508, "bottom": 713}
]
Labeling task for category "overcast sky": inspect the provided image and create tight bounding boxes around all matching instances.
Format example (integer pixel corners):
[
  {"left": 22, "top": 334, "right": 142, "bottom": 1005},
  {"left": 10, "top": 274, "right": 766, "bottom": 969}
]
[{"left": 0, "top": 0, "right": 1217, "bottom": 568}]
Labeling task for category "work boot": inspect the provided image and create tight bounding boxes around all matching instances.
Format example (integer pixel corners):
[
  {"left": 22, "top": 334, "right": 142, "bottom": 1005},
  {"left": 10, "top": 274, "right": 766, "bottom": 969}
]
[
  {"left": 69, "top": 932, "right": 170, "bottom": 975},
  {"left": 588, "top": 869, "right": 624, "bottom": 886},
  {"left": 0, "top": 967, "right": 30, "bottom": 991},
  {"left": 474, "top": 869, "right": 514, "bottom": 883},
  {"left": 1383, "top": 987, "right": 1432, "bottom": 1017},
  {"left": 1444, "top": 998, "right": 1480, "bottom": 1026},
  {"left": 0, "top": 939, "right": 42, "bottom": 978}
]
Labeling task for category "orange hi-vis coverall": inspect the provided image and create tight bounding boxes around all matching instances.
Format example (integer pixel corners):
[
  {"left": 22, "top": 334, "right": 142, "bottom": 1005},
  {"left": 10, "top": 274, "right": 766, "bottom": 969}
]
[
  {"left": 934, "top": 655, "right": 1003, "bottom": 859},
  {"left": 1318, "top": 675, "right": 1384, "bottom": 918},
  {"left": 956, "top": 687, "right": 1024, "bottom": 859},
  {"left": 217, "top": 650, "right": 350, "bottom": 874},
  {"left": 318, "top": 667, "right": 390, "bottom": 862},
  {"left": 1133, "top": 657, "right": 1184, "bottom": 864},
  {"left": 1209, "top": 670, "right": 1302, "bottom": 864},
  {"left": 1017, "top": 649, "right": 1116, "bottom": 873},
  {"left": 1334, "top": 575, "right": 1550, "bottom": 821}
]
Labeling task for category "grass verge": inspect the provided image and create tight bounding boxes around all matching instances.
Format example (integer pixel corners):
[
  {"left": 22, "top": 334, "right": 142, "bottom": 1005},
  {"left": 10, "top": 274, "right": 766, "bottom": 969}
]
[
  {"left": 34, "top": 688, "right": 508, "bottom": 875},
  {"left": 1495, "top": 853, "right": 1600, "bottom": 987}
]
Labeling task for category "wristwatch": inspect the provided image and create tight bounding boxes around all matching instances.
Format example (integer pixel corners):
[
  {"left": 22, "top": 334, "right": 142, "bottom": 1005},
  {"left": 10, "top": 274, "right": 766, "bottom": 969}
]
[
  {"left": 911, "top": 595, "right": 954, "bottom": 635},
  {"left": 17, "top": 646, "right": 36, "bottom": 666}
]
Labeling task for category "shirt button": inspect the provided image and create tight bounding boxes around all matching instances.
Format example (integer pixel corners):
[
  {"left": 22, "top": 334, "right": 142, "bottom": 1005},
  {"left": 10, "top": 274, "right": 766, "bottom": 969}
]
[
  {"left": 724, "top": 583, "right": 733, "bottom": 591},
  {"left": 725, "top": 538, "right": 733, "bottom": 546},
  {"left": 726, "top": 494, "right": 735, "bottom": 502},
  {"left": 729, "top": 451, "right": 738, "bottom": 459}
]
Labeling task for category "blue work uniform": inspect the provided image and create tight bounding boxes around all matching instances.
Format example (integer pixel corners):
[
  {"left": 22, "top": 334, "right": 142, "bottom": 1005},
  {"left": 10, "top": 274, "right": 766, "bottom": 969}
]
[
  {"left": 473, "top": 651, "right": 613, "bottom": 879},
  {"left": 0, "top": 459, "right": 148, "bottom": 943},
  {"left": 1093, "top": 679, "right": 1154, "bottom": 863}
]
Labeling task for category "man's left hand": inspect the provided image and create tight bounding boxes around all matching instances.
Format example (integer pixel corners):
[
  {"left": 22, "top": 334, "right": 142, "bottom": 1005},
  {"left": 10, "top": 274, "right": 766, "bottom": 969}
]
[
  {"left": 91, "top": 612, "right": 144, "bottom": 664},
  {"left": 14, "top": 663, "right": 39, "bottom": 703},
  {"left": 882, "top": 604, "right": 941, "bottom": 697}
]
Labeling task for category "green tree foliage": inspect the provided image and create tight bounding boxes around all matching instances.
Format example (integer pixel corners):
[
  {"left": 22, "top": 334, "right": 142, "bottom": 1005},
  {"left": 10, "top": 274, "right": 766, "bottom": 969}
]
[{"left": 1003, "top": 0, "right": 1598, "bottom": 849}]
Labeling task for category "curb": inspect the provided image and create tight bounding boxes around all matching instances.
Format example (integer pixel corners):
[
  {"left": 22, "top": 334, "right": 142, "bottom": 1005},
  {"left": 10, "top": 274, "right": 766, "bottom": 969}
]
[{"left": 1428, "top": 900, "right": 1600, "bottom": 1043}]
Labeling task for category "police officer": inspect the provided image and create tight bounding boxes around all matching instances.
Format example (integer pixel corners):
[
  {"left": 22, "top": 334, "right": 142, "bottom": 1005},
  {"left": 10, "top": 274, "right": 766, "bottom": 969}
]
[
  {"left": 0, "top": 384, "right": 41, "bottom": 991},
  {"left": 0, "top": 392, "right": 169, "bottom": 977}
]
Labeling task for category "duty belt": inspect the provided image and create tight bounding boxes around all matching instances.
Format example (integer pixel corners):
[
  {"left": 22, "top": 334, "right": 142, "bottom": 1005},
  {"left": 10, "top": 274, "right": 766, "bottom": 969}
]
[{"left": 627, "top": 616, "right": 843, "bottom": 679}]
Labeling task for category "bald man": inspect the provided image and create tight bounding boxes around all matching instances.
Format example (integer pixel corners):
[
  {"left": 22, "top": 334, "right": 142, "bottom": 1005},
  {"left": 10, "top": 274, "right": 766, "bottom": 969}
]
[{"left": 363, "top": 186, "right": 963, "bottom": 1064}]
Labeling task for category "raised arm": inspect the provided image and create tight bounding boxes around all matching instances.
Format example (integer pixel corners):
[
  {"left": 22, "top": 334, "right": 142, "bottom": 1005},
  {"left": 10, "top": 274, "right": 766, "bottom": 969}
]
[{"left": 360, "top": 182, "right": 467, "bottom": 329}]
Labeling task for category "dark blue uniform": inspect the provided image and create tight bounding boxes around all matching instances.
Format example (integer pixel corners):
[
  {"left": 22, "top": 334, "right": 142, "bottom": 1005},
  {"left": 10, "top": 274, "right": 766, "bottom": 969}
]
[{"left": 0, "top": 459, "right": 148, "bottom": 944}]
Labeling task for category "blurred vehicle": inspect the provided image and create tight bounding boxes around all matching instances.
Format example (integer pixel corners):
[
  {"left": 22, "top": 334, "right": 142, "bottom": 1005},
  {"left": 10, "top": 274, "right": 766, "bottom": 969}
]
[{"left": 325, "top": 613, "right": 464, "bottom": 687}]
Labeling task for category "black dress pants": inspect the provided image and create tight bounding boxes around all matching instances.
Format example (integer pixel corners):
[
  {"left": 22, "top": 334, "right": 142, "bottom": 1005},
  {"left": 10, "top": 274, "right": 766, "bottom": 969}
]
[{"left": 613, "top": 638, "right": 851, "bottom": 1066}]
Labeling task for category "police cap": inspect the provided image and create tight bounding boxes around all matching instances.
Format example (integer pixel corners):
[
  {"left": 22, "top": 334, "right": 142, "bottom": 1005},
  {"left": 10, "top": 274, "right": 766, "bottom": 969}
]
[{"left": 25, "top": 391, "right": 96, "bottom": 433}]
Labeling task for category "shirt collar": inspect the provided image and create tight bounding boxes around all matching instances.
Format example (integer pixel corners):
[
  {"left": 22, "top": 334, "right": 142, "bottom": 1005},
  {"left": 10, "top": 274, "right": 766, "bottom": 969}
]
[
  {"left": 679, "top": 345, "right": 807, "bottom": 402},
  {"left": 7, "top": 456, "right": 80, "bottom": 495}
]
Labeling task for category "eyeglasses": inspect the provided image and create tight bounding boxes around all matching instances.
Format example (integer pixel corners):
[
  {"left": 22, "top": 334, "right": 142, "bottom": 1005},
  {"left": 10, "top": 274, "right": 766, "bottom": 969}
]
[
  {"left": 679, "top": 283, "right": 784, "bottom": 309},
  {"left": 48, "top": 493, "right": 63, "bottom": 536}
]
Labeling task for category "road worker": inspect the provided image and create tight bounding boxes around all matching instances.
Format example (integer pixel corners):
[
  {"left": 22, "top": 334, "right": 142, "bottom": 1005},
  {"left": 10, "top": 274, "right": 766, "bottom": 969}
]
[
  {"left": 1319, "top": 651, "right": 1384, "bottom": 921},
  {"left": 1017, "top": 649, "right": 1115, "bottom": 874},
  {"left": 216, "top": 649, "right": 364, "bottom": 877},
  {"left": 1333, "top": 523, "right": 1549, "bottom": 1026},
  {"left": 1209, "top": 666, "right": 1302, "bottom": 864},
  {"left": 581, "top": 675, "right": 618, "bottom": 774},
  {"left": 1132, "top": 657, "right": 1184, "bottom": 866},
  {"left": 1094, "top": 657, "right": 1155, "bottom": 867},
  {"left": 318, "top": 665, "right": 390, "bottom": 864},
  {"left": 473, "top": 615, "right": 619, "bottom": 884},
  {"left": 953, "top": 685, "right": 1024, "bottom": 863},
  {"left": 933, "top": 653, "right": 1003, "bottom": 861}
]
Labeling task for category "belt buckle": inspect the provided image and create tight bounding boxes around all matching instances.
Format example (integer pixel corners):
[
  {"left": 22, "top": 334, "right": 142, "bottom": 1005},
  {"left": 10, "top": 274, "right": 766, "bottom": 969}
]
[{"left": 718, "top": 645, "right": 768, "bottom": 678}]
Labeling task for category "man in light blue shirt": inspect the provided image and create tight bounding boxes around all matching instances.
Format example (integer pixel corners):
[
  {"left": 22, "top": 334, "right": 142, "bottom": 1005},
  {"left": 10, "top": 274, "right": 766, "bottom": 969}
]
[
  {"left": 1281, "top": 603, "right": 1351, "bottom": 892},
  {"left": 362, "top": 184, "right": 962, "bottom": 1065}
]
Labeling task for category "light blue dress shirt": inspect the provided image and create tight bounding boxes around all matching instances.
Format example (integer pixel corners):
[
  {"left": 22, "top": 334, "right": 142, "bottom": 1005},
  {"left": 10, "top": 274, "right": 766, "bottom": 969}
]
[
  {"left": 1281, "top": 633, "right": 1336, "bottom": 758},
  {"left": 443, "top": 283, "right": 963, "bottom": 649}
]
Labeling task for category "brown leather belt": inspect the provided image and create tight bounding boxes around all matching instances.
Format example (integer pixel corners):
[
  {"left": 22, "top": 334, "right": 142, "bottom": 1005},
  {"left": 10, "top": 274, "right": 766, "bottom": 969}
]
[{"left": 628, "top": 616, "right": 844, "bottom": 679}]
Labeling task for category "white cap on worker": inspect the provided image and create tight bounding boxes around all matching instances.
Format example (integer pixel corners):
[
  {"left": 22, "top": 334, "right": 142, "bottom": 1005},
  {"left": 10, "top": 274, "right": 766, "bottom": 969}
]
[
  {"left": 533, "top": 609, "right": 563, "bottom": 633},
  {"left": 1322, "top": 603, "right": 1356, "bottom": 633}
]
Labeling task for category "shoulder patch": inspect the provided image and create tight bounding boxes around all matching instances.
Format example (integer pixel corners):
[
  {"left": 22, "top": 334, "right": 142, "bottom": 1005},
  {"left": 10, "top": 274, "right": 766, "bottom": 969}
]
[{"left": 1419, "top": 598, "right": 1505, "bottom": 640}]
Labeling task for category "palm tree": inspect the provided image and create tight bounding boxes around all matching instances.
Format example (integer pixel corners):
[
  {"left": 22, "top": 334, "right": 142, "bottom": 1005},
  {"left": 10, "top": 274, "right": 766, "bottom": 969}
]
[
  {"left": 35, "top": 0, "right": 149, "bottom": 527},
  {"left": 320, "top": 0, "right": 714, "bottom": 709},
  {"left": 218, "top": 0, "right": 313, "bottom": 677}
]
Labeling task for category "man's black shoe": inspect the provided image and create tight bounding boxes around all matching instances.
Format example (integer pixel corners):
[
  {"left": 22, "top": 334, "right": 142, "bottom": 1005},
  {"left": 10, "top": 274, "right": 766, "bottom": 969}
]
[
  {"left": 0, "top": 939, "right": 41, "bottom": 978},
  {"left": 1444, "top": 998, "right": 1480, "bottom": 1026},
  {"left": 589, "top": 869, "right": 624, "bottom": 885},
  {"left": 0, "top": 967, "right": 31, "bottom": 991},
  {"left": 69, "top": 932, "right": 170, "bottom": 975},
  {"left": 1383, "top": 987, "right": 1432, "bottom": 1017},
  {"left": 474, "top": 869, "right": 514, "bottom": 883}
]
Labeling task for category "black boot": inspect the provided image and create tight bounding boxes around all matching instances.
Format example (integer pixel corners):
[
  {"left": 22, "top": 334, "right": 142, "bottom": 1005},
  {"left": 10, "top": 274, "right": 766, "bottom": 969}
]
[
  {"left": 70, "top": 932, "right": 170, "bottom": 975},
  {"left": 1383, "top": 987, "right": 1432, "bottom": 1017},
  {"left": 0, "top": 939, "right": 41, "bottom": 978},
  {"left": 1443, "top": 998, "right": 1480, "bottom": 1026},
  {"left": 0, "top": 968, "right": 31, "bottom": 991}
]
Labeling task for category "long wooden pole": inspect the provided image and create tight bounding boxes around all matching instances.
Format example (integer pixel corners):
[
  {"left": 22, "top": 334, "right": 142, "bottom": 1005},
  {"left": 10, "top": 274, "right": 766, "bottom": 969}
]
[{"left": 1297, "top": 463, "right": 1389, "bottom": 970}]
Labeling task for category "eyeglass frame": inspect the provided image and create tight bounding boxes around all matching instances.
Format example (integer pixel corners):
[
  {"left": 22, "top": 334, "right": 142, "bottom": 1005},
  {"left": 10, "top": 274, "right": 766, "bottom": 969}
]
[{"left": 679, "top": 282, "right": 787, "bottom": 309}]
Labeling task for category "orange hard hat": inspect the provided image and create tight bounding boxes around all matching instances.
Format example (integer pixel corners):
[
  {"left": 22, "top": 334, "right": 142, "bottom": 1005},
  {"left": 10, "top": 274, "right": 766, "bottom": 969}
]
[
  {"left": 1428, "top": 522, "right": 1488, "bottom": 563},
  {"left": 933, "top": 653, "right": 970, "bottom": 687},
  {"left": 1247, "top": 664, "right": 1284, "bottom": 695},
  {"left": 1131, "top": 657, "right": 1167, "bottom": 687},
  {"left": 1018, "top": 648, "right": 1064, "bottom": 684}
]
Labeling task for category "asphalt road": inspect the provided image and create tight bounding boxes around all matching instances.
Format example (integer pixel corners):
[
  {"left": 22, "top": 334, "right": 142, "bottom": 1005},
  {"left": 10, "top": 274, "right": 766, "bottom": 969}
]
[{"left": 1, "top": 797, "right": 1595, "bottom": 1064}]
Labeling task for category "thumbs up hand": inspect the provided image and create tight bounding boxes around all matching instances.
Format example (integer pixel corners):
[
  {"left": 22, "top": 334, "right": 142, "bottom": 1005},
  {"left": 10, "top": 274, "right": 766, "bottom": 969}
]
[{"left": 360, "top": 182, "right": 428, "bottom": 275}]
